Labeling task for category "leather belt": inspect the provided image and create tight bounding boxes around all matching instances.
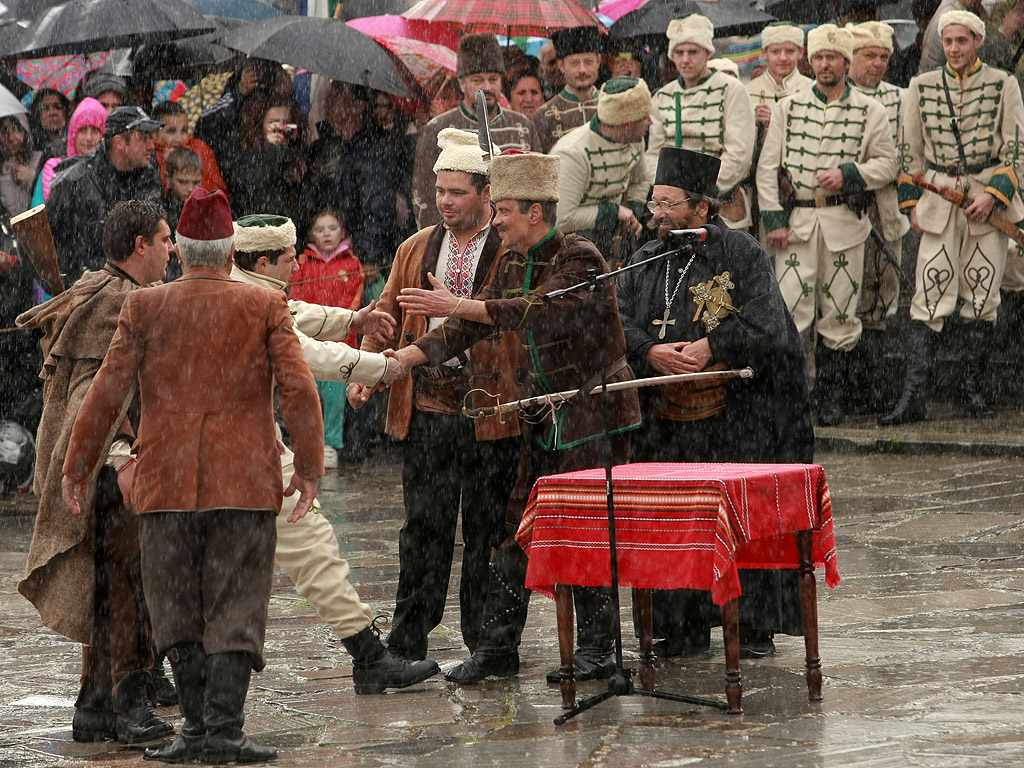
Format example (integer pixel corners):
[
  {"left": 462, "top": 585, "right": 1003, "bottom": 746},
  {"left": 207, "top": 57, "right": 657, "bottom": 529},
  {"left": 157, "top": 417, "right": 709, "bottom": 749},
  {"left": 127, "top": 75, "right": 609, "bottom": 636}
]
[
  {"left": 792, "top": 194, "right": 848, "bottom": 209},
  {"left": 417, "top": 362, "right": 467, "bottom": 380},
  {"left": 926, "top": 160, "right": 997, "bottom": 176}
]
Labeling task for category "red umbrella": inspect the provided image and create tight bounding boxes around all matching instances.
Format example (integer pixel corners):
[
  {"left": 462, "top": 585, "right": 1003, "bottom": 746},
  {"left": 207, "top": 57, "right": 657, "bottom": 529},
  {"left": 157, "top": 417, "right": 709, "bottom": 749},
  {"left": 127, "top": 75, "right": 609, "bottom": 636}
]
[{"left": 402, "top": 0, "right": 606, "bottom": 37}]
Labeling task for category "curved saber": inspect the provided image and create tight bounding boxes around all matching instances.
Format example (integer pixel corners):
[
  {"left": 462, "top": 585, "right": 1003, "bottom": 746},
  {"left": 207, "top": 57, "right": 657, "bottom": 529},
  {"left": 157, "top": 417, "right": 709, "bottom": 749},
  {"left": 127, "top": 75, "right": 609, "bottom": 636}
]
[{"left": 463, "top": 367, "right": 754, "bottom": 418}]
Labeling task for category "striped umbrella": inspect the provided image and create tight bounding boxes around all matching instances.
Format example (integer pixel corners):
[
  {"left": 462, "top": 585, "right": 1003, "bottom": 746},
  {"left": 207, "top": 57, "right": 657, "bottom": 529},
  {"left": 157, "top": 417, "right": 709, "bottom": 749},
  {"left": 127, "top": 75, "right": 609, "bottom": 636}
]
[{"left": 402, "top": 0, "right": 606, "bottom": 37}]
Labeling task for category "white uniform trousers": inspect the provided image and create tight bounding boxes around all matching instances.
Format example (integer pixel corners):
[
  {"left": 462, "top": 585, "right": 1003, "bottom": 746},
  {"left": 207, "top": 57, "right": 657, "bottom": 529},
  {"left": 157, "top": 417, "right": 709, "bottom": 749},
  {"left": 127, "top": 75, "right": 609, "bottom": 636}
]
[
  {"left": 275, "top": 458, "right": 374, "bottom": 640},
  {"left": 911, "top": 210, "right": 1007, "bottom": 332},
  {"left": 856, "top": 219, "right": 902, "bottom": 331},
  {"left": 1002, "top": 237, "right": 1024, "bottom": 292},
  {"left": 774, "top": 221, "right": 865, "bottom": 351}
]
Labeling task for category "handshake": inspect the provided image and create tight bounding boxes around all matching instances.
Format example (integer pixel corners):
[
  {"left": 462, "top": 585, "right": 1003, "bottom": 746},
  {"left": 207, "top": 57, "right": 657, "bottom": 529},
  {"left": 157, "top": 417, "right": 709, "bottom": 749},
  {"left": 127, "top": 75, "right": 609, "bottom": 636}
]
[{"left": 346, "top": 346, "right": 421, "bottom": 409}]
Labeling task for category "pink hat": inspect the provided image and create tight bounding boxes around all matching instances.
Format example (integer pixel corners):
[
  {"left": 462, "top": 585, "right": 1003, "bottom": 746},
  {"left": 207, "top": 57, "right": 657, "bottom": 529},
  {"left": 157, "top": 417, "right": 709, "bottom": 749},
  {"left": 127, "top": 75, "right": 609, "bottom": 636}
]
[{"left": 176, "top": 188, "right": 234, "bottom": 240}]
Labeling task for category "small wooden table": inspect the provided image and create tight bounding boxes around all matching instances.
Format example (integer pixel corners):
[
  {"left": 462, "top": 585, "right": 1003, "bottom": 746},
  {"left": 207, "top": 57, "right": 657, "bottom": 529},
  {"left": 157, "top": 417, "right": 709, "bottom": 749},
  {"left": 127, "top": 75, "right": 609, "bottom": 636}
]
[{"left": 514, "top": 462, "right": 840, "bottom": 714}]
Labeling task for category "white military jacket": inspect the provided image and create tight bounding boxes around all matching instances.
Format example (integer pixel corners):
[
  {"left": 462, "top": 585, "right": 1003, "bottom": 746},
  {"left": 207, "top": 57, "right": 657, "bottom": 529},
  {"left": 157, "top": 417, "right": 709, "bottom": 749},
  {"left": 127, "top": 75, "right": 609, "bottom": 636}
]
[
  {"left": 646, "top": 69, "right": 756, "bottom": 227},
  {"left": 757, "top": 83, "right": 899, "bottom": 251},
  {"left": 852, "top": 79, "right": 910, "bottom": 241},
  {"left": 550, "top": 117, "right": 650, "bottom": 234},
  {"left": 746, "top": 69, "right": 812, "bottom": 105},
  {"left": 230, "top": 264, "right": 389, "bottom": 387},
  {"left": 898, "top": 60, "right": 1024, "bottom": 236}
]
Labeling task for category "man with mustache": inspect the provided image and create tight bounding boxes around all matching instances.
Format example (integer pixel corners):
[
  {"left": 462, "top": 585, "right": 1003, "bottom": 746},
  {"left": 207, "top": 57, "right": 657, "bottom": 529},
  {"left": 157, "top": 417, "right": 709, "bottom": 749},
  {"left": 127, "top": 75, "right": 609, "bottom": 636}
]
[
  {"left": 756, "top": 24, "right": 898, "bottom": 428},
  {"left": 412, "top": 34, "right": 539, "bottom": 229}
]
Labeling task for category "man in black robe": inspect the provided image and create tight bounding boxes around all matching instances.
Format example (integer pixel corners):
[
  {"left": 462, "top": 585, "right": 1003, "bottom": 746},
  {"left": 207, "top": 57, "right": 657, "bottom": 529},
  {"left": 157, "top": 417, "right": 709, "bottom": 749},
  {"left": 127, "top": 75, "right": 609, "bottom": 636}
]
[{"left": 617, "top": 147, "right": 814, "bottom": 658}]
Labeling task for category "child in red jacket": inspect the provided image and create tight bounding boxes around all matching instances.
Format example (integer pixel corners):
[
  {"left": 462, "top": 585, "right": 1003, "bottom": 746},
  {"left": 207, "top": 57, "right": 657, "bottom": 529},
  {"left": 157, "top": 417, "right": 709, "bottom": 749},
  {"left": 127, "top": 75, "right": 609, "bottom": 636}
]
[{"left": 291, "top": 208, "right": 364, "bottom": 467}]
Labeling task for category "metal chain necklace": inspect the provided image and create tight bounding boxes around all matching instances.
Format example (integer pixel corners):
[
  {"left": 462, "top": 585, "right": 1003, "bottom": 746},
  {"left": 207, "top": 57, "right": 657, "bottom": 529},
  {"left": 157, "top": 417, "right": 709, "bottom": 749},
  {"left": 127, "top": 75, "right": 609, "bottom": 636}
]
[{"left": 652, "top": 249, "right": 698, "bottom": 340}]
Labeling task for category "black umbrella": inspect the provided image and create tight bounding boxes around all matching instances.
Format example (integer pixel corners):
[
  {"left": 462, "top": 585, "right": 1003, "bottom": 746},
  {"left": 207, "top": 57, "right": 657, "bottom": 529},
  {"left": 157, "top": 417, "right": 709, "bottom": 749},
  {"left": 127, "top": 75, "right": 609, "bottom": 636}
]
[
  {"left": 610, "top": 0, "right": 775, "bottom": 40},
  {"left": 2, "top": 0, "right": 217, "bottom": 59},
  {"left": 339, "top": 0, "right": 417, "bottom": 21},
  {"left": 761, "top": 0, "right": 833, "bottom": 25},
  {"left": 219, "top": 15, "right": 424, "bottom": 100}
]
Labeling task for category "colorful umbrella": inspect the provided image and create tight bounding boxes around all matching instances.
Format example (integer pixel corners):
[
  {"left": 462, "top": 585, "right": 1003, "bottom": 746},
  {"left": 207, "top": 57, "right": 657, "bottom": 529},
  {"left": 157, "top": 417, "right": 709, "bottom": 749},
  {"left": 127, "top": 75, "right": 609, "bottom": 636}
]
[
  {"left": 402, "top": 0, "right": 607, "bottom": 37},
  {"left": 16, "top": 52, "right": 111, "bottom": 99},
  {"left": 347, "top": 14, "right": 464, "bottom": 49}
]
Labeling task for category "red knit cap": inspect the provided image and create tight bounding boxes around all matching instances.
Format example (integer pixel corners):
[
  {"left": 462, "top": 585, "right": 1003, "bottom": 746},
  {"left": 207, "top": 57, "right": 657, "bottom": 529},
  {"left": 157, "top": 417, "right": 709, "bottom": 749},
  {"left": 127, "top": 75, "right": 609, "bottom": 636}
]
[{"left": 176, "top": 188, "right": 234, "bottom": 240}]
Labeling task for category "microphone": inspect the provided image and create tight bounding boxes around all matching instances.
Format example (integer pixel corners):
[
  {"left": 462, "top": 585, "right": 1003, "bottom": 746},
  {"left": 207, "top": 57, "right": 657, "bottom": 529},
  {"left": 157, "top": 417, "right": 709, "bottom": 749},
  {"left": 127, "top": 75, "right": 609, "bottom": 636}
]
[{"left": 666, "top": 224, "right": 720, "bottom": 246}]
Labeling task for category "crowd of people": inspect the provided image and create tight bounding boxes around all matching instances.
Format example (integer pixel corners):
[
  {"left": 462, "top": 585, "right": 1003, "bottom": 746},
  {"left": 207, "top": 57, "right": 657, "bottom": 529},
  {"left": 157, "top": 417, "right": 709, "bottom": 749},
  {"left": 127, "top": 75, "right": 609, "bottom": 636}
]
[{"left": 2, "top": 1, "right": 1024, "bottom": 763}]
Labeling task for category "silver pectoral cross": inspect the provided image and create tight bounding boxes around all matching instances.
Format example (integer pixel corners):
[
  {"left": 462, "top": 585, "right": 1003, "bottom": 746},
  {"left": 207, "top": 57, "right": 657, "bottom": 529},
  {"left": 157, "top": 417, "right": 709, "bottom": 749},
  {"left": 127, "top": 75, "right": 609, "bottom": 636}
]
[{"left": 652, "top": 307, "right": 675, "bottom": 340}]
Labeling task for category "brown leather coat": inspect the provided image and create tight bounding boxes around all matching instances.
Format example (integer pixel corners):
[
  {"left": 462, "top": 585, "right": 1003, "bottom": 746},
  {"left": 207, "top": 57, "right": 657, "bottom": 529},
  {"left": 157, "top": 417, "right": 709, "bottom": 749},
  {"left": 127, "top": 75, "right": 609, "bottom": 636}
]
[{"left": 364, "top": 223, "right": 523, "bottom": 442}]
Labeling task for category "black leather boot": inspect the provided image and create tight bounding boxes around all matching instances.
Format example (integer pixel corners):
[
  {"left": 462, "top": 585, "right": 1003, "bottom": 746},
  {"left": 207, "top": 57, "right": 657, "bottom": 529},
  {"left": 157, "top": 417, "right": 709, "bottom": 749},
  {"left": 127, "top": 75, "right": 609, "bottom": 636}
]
[
  {"left": 202, "top": 652, "right": 276, "bottom": 764},
  {"left": 814, "top": 342, "right": 847, "bottom": 426},
  {"left": 72, "top": 677, "right": 117, "bottom": 742},
  {"left": 879, "top": 321, "right": 938, "bottom": 426},
  {"left": 342, "top": 620, "right": 439, "bottom": 695},
  {"left": 145, "top": 643, "right": 205, "bottom": 764},
  {"left": 960, "top": 322, "right": 996, "bottom": 419},
  {"left": 546, "top": 587, "right": 617, "bottom": 684},
  {"left": 112, "top": 672, "right": 174, "bottom": 744},
  {"left": 445, "top": 553, "right": 530, "bottom": 685},
  {"left": 148, "top": 652, "right": 178, "bottom": 707}
]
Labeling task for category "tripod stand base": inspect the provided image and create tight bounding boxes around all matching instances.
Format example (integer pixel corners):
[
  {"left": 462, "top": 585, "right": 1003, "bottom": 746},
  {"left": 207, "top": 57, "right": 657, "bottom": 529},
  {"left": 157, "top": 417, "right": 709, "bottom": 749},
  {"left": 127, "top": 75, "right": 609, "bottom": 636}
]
[{"left": 554, "top": 667, "right": 727, "bottom": 725}]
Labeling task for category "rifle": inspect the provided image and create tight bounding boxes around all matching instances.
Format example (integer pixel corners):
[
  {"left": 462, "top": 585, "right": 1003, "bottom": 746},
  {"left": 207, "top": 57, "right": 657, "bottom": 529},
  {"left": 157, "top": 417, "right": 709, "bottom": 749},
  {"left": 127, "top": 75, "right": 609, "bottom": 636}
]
[
  {"left": 10, "top": 204, "right": 65, "bottom": 295},
  {"left": 899, "top": 172, "right": 1024, "bottom": 249},
  {"left": 463, "top": 368, "right": 754, "bottom": 419}
]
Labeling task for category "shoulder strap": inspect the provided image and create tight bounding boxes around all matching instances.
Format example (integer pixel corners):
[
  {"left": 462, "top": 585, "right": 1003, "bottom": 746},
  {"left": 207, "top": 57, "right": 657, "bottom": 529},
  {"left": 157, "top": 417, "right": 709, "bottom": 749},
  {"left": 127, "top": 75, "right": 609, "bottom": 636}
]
[{"left": 941, "top": 69, "right": 970, "bottom": 174}]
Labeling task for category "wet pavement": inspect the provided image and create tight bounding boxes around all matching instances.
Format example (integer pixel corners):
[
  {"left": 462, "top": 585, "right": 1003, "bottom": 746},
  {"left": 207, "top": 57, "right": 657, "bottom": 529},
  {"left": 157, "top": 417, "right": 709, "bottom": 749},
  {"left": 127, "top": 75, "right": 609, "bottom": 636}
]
[{"left": 2, "top": 409, "right": 1024, "bottom": 767}]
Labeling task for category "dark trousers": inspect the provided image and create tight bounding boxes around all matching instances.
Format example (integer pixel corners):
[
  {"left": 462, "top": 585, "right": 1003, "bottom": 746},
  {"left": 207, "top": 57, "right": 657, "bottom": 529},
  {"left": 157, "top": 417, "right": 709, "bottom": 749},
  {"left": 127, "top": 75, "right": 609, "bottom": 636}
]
[
  {"left": 82, "top": 466, "right": 153, "bottom": 697},
  {"left": 139, "top": 509, "right": 277, "bottom": 671},
  {"left": 387, "top": 409, "right": 519, "bottom": 657},
  {"left": 476, "top": 431, "right": 632, "bottom": 655},
  {"left": 633, "top": 413, "right": 803, "bottom": 639}
]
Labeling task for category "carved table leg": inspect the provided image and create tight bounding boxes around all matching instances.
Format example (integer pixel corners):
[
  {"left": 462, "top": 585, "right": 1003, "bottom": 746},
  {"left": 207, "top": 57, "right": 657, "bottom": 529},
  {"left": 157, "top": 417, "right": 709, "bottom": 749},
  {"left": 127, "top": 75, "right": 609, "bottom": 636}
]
[
  {"left": 555, "top": 584, "right": 576, "bottom": 709},
  {"left": 635, "top": 588, "right": 656, "bottom": 691},
  {"left": 721, "top": 598, "right": 742, "bottom": 714},
  {"left": 797, "top": 530, "right": 823, "bottom": 701}
]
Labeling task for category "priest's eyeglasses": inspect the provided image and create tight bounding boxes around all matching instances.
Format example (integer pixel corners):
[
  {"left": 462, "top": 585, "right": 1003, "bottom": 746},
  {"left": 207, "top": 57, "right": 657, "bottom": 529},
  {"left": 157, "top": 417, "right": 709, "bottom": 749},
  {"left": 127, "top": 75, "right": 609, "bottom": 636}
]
[{"left": 646, "top": 197, "right": 690, "bottom": 214}]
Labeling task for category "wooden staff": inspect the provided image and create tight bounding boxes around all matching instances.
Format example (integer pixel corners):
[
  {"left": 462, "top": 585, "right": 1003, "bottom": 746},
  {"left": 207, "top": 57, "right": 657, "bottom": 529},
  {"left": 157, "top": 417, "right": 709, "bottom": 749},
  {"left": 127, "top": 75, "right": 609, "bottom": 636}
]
[
  {"left": 463, "top": 367, "right": 754, "bottom": 419},
  {"left": 10, "top": 204, "right": 65, "bottom": 295},
  {"left": 900, "top": 172, "right": 1024, "bottom": 248}
]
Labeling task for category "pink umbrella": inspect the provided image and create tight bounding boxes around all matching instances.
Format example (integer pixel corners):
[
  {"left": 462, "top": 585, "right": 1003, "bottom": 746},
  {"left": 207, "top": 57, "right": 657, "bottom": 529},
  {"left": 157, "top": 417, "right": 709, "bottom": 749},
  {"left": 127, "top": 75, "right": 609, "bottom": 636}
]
[
  {"left": 403, "top": 0, "right": 607, "bottom": 37},
  {"left": 598, "top": 0, "right": 646, "bottom": 23},
  {"left": 347, "top": 14, "right": 464, "bottom": 50}
]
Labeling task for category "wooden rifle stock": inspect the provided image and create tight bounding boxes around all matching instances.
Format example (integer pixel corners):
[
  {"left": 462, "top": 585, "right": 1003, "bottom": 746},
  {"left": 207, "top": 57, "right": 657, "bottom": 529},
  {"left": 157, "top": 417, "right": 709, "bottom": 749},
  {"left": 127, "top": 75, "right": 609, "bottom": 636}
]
[
  {"left": 10, "top": 204, "right": 65, "bottom": 295},
  {"left": 900, "top": 172, "right": 1024, "bottom": 249}
]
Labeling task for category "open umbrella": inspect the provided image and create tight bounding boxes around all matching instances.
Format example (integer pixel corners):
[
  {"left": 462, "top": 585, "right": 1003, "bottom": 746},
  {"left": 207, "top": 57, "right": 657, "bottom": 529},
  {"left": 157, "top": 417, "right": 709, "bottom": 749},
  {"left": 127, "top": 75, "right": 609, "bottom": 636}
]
[
  {"left": 402, "top": 0, "right": 606, "bottom": 37},
  {"left": 760, "top": 0, "right": 832, "bottom": 25},
  {"left": 347, "top": 14, "right": 464, "bottom": 49},
  {"left": 16, "top": 52, "right": 111, "bottom": 99},
  {"left": 610, "top": 0, "right": 775, "bottom": 40},
  {"left": 372, "top": 36, "right": 457, "bottom": 86},
  {"left": 0, "top": 83, "right": 28, "bottom": 118},
  {"left": 5, "top": 0, "right": 217, "bottom": 59},
  {"left": 219, "top": 15, "right": 425, "bottom": 101}
]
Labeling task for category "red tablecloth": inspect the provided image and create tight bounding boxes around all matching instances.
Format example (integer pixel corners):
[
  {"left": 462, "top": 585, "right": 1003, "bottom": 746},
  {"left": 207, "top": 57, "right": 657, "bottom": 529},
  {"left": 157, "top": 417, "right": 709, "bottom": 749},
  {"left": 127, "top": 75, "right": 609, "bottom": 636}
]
[{"left": 515, "top": 462, "right": 840, "bottom": 606}]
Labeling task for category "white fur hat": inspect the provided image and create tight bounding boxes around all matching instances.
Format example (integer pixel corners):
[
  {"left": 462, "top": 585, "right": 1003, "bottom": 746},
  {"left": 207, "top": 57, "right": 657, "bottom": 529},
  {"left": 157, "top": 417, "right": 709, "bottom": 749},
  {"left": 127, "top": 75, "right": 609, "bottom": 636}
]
[
  {"left": 490, "top": 151, "right": 559, "bottom": 203},
  {"left": 761, "top": 21, "right": 805, "bottom": 49},
  {"left": 667, "top": 14, "right": 715, "bottom": 56},
  {"left": 938, "top": 9, "right": 985, "bottom": 40},
  {"left": 709, "top": 58, "right": 739, "bottom": 77},
  {"left": 806, "top": 24, "right": 854, "bottom": 62},
  {"left": 433, "top": 128, "right": 496, "bottom": 176},
  {"left": 233, "top": 214, "right": 296, "bottom": 253},
  {"left": 849, "top": 21, "right": 895, "bottom": 53},
  {"left": 597, "top": 76, "right": 652, "bottom": 125}
]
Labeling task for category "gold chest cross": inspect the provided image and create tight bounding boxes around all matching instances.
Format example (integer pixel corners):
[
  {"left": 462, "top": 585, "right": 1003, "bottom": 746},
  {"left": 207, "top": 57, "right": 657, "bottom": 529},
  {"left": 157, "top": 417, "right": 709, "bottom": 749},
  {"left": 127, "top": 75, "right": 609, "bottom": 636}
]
[{"left": 651, "top": 307, "right": 676, "bottom": 339}]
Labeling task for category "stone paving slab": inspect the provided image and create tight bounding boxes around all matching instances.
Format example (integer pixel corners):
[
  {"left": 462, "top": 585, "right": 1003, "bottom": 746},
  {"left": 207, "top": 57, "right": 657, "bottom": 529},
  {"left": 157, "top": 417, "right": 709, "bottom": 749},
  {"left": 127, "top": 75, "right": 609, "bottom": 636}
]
[{"left": 1, "top": 450, "right": 1023, "bottom": 767}]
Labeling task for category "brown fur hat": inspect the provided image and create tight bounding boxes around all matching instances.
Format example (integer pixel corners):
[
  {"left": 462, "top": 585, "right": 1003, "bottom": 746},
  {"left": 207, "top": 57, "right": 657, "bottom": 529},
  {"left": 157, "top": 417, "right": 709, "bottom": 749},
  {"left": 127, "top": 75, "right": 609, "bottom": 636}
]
[
  {"left": 457, "top": 33, "right": 506, "bottom": 78},
  {"left": 490, "top": 150, "right": 559, "bottom": 203}
]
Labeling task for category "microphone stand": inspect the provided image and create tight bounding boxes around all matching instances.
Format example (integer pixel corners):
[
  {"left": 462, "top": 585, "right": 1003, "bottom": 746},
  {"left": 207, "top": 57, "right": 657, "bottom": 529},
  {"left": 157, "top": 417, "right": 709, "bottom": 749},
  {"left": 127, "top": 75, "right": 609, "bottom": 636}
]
[{"left": 541, "top": 243, "right": 728, "bottom": 726}]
